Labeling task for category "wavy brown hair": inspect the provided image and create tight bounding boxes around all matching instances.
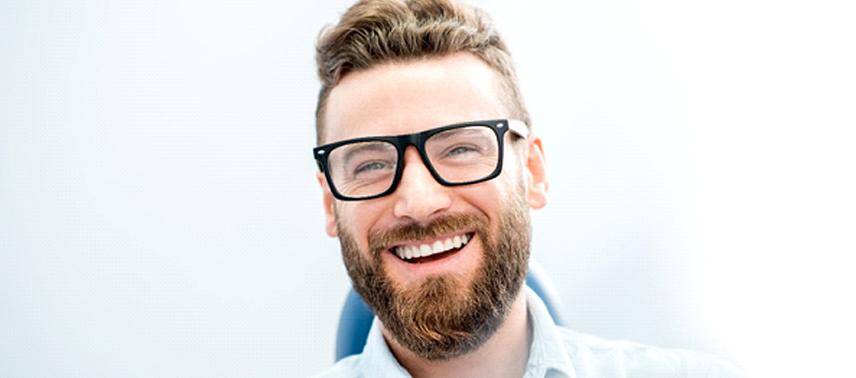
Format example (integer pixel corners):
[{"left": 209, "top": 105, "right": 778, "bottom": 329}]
[{"left": 314, "top": 0, "right": 530, "bottom": 144}]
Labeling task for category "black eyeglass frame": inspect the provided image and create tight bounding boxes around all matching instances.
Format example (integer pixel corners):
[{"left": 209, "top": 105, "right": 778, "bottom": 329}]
[{"left": 313, "top": 119, "right": 530, "bottom": 201}]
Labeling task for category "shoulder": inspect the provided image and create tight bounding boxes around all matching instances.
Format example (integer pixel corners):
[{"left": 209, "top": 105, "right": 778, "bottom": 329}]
[
  {"left": 311, "top": 355, "right": 363, "bottom": 378},
  {"left": 556, "top": 327, "right": 744, "bottom": 378}
]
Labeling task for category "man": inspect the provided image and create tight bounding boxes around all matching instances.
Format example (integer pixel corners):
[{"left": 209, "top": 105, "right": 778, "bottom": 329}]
[{"left": 311, "top": 1, "right": 741, "bottom": 377}]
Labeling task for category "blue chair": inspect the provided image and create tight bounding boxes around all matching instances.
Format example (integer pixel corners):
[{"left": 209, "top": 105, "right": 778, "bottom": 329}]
[{"left": 335, "top": 260, "right": 566, "bottom": 361}]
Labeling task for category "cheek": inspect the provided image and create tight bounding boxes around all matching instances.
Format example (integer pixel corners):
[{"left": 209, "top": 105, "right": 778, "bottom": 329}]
[
  {"left": 459, "top": 161, "right": 522, "bottom": 205},
  {"left": 334, "top": 206, "right": 364, "bottom": 241},
  {"left": 498, "top": 146, "right": 526, "bottom": 184},
  {"left": 496, "top": 160, "right": 524, "bottom": 198},
  {"left": 336, "top": 202, "right": 389, "bottom": 248},
  {"left": 455, "top": 181, "right": 508, "bottom": 218}
]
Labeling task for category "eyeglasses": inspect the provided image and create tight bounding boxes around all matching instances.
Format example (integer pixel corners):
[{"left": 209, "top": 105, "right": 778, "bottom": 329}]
[{"left": 313, "top": 119, "right": 529, "bottom": 201}]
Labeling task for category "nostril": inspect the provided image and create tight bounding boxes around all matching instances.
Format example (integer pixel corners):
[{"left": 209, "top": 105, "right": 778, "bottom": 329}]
[{"left": 392, "top": 193, "right": 451, "bottom": 221}]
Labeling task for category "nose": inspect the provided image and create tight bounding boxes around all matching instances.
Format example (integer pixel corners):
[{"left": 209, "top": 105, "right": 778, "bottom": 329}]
[{"left": 392, "top": 146, "right": 452, "bottom": 223}]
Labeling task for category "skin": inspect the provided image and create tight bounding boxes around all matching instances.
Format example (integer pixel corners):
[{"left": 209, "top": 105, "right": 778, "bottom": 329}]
[{"left": 317, "top": 52, "right": 549, "bottom": 378}]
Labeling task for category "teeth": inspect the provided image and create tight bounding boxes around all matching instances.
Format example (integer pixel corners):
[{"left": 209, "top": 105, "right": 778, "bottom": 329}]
[{"left": 393, "top": 233, "right": 472, "bottom": 260}]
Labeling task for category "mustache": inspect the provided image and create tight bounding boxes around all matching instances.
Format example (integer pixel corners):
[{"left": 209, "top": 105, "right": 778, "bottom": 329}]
[{"left": 368, "top": 213, "right": 488, "bottom": 256}]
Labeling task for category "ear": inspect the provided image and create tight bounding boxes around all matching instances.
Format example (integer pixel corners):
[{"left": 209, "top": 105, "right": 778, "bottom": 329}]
[
  {"left": 524, "top": 136, "right": 548, "bottom": 209},
  {"left": 316, "top": 172, "right": 339, "bottom": 237}
]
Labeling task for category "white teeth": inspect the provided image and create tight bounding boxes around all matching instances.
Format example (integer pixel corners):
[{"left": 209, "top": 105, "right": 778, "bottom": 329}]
[{"left": 393, "top": 233, "right": 472, "bottom": 260}]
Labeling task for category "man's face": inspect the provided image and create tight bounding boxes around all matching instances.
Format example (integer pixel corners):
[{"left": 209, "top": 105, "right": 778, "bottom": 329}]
[{"left": 318, "top": 53, "right": 548, "bottom": 359}]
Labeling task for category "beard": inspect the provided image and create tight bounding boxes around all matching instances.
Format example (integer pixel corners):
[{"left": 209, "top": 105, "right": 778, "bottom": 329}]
[{"left": 336, "top": 188, "right": 531, "bottom": 361}]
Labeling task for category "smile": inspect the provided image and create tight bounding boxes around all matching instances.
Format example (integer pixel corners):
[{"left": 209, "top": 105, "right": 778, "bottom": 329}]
[{"left": 391, "top": 232, "right": 474, "bottom": 262}]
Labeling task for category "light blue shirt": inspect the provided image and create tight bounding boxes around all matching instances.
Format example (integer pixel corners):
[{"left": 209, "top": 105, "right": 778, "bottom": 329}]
[{"left": 316, "top": 287, "right": 743, "bottom": 377}]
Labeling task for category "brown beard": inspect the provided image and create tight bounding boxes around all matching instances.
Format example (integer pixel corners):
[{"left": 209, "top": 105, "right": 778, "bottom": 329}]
[{"left": 336, "top": 189, "right": 530, "bottom": 360}]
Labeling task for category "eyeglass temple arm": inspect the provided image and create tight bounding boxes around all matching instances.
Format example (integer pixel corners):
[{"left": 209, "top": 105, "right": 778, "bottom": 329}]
[{"left": 507, "top": 119, "right": 530, "bottom": 139}]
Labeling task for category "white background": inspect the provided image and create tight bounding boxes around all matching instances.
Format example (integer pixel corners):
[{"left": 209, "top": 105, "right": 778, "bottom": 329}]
[{"left": 1, "top": 0, "right": 854, "bottom": 377}]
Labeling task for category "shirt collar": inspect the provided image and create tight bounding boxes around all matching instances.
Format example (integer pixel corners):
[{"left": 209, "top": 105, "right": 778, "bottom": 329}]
[
  {"left": 524, "top": 286, "right": 577, "bottom": 378},
  {"left": 358, "top": 286, "right": 577, "bottom": 378},
  {"left": 359, "top": 317, "right": 411, "bottom": 377}
]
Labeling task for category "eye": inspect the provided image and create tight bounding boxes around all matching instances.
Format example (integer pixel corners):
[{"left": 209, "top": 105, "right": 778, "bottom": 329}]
[
  {"left": 445, "top": 145, "right": 481, "bottom": 157},
  {"left": 354, "top": 160, "right": 392, "bottom": 175}
]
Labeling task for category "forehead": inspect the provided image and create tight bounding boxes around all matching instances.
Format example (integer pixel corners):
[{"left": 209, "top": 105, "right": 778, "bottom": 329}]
[{"left": 323, "top": 52, "right": 509, "bottom": 143}]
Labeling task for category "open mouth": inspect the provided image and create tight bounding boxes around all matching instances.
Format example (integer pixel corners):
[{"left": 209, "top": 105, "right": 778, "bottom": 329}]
[{"left": 389, "top": 232, "right": 474, "bottom": 264}]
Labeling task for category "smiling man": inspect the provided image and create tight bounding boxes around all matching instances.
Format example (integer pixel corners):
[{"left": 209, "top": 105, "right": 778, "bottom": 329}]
[{"left": 311, "top": 1, "right": 741, "bottom": 377}]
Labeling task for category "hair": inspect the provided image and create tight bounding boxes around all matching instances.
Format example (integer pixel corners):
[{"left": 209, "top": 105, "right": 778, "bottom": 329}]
[{"left": 314, "top": 0, "right": 530, "bottom": 144}]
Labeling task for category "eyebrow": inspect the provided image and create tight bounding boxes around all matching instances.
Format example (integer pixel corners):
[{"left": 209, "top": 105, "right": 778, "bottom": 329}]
[
  {"left": 340, "top": 142, "right": 395, "bottom": 164},
  {"left": 427, "top": 127, "right": 491, "bottom": 143}
]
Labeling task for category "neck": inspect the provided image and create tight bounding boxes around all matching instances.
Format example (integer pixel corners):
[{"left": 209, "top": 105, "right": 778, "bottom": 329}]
[{"left": 381, "top": 288, "right": 531, "bottom": 378}]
